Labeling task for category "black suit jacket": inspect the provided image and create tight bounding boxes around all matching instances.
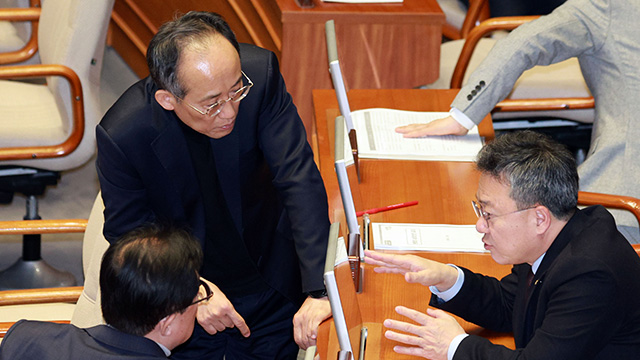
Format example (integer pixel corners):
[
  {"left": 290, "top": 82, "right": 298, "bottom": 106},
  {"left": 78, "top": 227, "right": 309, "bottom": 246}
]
[
  {"left": 433, "top": 206, "right": 640, "bottom": 359},
  {"left": 96, "top": 43, "right": 330, "bottom": 304},
  {"left": 0, "top": 321, "right": 168, "bottom": 359}
]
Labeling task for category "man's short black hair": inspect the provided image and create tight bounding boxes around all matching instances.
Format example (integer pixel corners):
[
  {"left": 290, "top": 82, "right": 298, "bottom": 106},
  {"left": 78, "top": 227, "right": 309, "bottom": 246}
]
[
  {"left": 146, "top": 11, "right": 240, "bottom": 98},
  {"left": 476, "top": 130, "right": 579, "bottom": 220},
  {"left": 100, "top": 224, "right": 203, "bottom": 336}
]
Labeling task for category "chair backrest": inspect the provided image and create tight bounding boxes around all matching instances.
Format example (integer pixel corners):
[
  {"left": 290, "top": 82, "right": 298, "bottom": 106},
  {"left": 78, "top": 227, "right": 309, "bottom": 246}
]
[
  {"left": 10, "top": 0, "right": 115, "bottom": 171},
  {"left": 70, "top": 192, "right": 108, "bottom": 328}
]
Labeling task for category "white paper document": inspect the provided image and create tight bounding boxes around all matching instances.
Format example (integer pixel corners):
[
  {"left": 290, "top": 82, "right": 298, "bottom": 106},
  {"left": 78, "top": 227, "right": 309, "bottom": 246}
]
[
  {"left": 335, "top": 236, "right": 349, "bottom": 265},
  {"left": 347, "top": 108, "right": 483, "bottom": 161},
  {"left": 372, "top": 222, "right": 487, "bottom": 252}
]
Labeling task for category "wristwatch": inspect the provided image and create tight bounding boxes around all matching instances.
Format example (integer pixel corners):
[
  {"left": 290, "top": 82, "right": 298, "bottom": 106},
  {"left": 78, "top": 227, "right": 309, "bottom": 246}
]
[{"left": 306, "top": 289, "right": 328, "bottom": 298}]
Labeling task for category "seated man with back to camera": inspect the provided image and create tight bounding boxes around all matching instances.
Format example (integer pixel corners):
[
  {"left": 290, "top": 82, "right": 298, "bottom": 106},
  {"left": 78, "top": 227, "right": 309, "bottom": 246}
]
[
  {"left": 397, "top": 0, "right": 640, "bottom": 242},
  {"left": 365, "top": 130, "right": 640, "bottom": 360},
  {"left": 0, "top": 224, "right": 207, "bottom": 359}
]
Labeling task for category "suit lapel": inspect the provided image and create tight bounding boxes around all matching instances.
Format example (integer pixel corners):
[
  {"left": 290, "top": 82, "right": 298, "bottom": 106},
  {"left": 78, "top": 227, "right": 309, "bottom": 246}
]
[
  {"left": 514, "top": 209, "right": 580, "bottom": 346},
  {"left": 210, "top": 130, "right": 243, "bottom": 236}
]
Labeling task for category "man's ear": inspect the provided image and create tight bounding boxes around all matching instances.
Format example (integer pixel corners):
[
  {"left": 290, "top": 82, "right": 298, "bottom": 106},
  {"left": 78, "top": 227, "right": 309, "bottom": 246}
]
[
  {"left": 157, "top": 313, "right": 178, "bottom": 336},
  {"left": 534, "top": 205, "right": 552, "bottom": 234},
  {"left": 155, "top": 90, "right": 176, "bottom": 111}
]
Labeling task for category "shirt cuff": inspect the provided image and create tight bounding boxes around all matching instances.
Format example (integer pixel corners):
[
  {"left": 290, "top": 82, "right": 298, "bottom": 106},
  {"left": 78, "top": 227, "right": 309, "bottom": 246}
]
[
  {"left": 448, "top": 334, "right": 469, "bottom": 360},
  {"left": 429, "top": 265, "right": 464, "bottom": 302},
  {"left": 449, "top": 107, "right": 475, "bottom": 130}
]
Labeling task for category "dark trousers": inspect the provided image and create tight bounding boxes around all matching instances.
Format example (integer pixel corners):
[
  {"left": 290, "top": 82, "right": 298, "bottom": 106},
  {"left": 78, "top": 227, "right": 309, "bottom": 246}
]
[{"left": 171, "top": 287, "right": 300, "bottom": 360}]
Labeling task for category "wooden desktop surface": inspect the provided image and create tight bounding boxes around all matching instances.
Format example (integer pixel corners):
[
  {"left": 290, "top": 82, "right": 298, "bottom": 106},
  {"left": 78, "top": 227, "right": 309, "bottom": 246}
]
[
  {"left": 277, "top": 0, "right": 445, "bottom": 145},
  {"left": 312, "top": 89, "right": 515, "bottom": 359}
]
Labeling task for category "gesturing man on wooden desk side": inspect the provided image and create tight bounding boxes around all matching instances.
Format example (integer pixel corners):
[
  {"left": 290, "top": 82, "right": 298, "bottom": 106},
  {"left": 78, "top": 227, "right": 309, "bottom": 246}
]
[{"left": 365, "top": 130, "right": 640, "bottom": 360}]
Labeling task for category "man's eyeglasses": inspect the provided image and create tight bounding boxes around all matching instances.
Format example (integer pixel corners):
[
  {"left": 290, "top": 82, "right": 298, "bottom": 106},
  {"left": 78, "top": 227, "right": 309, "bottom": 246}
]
[
  {"left": 191, "top": 279, "right": 214, "bottom": 306},
  {"left": 180, "top": 71, "right": 253, "bottom": 118},
  {"left": 471, "top": 200, "right": 536, "bottom": 222}
]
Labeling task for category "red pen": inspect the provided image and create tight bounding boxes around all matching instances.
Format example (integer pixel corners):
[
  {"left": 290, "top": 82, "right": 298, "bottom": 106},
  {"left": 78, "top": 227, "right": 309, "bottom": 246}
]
[{"left": 356, "top": 200, "right": 419, "bottom": 217}]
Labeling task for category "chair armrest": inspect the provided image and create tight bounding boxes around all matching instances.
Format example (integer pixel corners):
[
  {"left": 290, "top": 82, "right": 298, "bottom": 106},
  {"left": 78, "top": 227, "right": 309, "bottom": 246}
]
[
  {"left": 0, "top": 286, "right": 82, "bottom": 306},
  {"left": 0, "top": 219, "right": 86, "bottom": 304},
  {"left": 578, "top": 191, "right": 640, "bottom": 226},
  {"left": 0, "top": 6, "right": 41, "bottom": 65},
  {"left": 459, "top": 0, "right": 490, "bottom": 38},
  {"left": 0, "top": 218, "right": 86, "bottom": 337},
  {"left": 0, "top": 219, "right": 87, "bottom": 235},
  {"left": 0, "top": 64, "right": 85, "bottom": 161},
  {"left": 451, "top": 16, "right": 540, "bottom": 88},
  {"left": 449, "top": 15, "right": 596, "bottom": 114},
  {"left": 442, "top": 0, "right": 490, "bottom": 40},
  {"left": 494, "top": 97, "right": 594, "bottom": 112}
]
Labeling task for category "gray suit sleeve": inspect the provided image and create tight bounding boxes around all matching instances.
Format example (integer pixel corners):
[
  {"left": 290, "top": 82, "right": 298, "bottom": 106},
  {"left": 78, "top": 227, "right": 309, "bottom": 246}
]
[{"left": 451, "top": 0, "right": 609, "bottom": 124}]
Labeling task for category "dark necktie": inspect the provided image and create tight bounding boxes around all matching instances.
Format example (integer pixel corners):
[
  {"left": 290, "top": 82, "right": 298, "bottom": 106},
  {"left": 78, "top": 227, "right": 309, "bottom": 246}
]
[
  {"left": 525, "top": 267, "right": 535, "bottom": 299},
  {"left": 521, "top": 267, "right": 539, "bottom": 345}
]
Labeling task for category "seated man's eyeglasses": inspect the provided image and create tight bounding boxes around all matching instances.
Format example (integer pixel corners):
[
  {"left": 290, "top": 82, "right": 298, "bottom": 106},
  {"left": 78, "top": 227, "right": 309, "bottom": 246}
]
[
  {"left": 191, "top": 279, "right": 214, "bottom": 306},
  {"left": 471, "top": 200, "right": 536, "bottom": 222},
  {"left": 179, "top": 70, "right": 254, "bottom": 118}
]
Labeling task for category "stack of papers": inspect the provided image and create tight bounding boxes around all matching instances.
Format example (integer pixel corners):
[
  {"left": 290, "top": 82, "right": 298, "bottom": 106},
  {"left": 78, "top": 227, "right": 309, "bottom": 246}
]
[
  {"left": 371, "top": 223, "right": 487, "bottom": 252},
  {"left": 343, "top": 108, "right": 483, "bottom": 162}
]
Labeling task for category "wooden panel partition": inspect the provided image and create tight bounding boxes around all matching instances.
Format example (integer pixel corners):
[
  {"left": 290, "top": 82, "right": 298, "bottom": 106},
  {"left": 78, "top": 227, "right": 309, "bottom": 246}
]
[{"left": 108, "top": 0, "right": 282, "bottom": 78}]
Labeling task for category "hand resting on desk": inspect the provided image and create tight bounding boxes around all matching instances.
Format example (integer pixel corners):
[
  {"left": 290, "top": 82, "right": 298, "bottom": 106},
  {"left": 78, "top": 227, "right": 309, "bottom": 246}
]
[
  {"left": 293, "top": 296, "right": 332, "bottom": 350},
  {"left": 394, "top": 115, "right": 469, "bottom": 138}
]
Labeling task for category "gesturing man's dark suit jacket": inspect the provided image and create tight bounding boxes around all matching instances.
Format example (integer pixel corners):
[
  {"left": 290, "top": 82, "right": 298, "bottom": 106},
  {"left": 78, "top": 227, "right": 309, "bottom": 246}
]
[
  {"left": 433, "top": 206, "right": 640, "bottom": 359},
  {"left": 0, "top": 320, "right": 168, "bottom": 359},
  {"left": 95, "top": 43, "right": 330, "bottom": 304}
]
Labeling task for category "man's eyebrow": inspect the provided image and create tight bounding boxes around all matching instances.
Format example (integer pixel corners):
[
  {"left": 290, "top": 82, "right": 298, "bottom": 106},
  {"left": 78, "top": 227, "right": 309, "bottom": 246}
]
[
  {"left": 475, "top": 195, "right": 490, "bottom": 207},
  {"left": 196, "top": 75, "right": 243, "bottom": 103}
]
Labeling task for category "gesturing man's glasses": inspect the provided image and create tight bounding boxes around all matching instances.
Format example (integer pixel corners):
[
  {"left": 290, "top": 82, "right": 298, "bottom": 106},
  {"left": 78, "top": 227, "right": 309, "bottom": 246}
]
[{"left": 471, "top": 200, "right": 536, "bottom": 223}]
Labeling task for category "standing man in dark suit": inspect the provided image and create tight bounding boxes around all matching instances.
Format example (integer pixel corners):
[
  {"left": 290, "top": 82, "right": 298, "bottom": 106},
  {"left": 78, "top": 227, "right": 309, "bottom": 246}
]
[
  {"left": 0, "top": 224, "right": 206, "bottom": 359},
  {"left": 92, "top": 11, "right": 331, "bottom": 359},
  {"left": 365, "top": 130, "right": 640, "bottom": 360}
]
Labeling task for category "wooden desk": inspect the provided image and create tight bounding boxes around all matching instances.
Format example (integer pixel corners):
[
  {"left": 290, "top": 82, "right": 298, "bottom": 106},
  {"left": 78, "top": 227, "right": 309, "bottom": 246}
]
[
  {"left": 278, "top": 0, "right": 445, "bottom": 145},
  {"left": 314, "top": 88, "right": 494, "bottom": 224},
  {"left": 313, "top": 89, "right": 515, "bottom": 359}
]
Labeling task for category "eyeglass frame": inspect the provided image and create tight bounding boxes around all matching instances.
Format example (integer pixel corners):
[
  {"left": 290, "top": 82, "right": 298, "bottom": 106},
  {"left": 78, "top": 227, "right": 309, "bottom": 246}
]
[
  {"left": 177, "top": 70, "right": 253, "bottom": 118},
  {"left": 191, "top": 279, "right": 214, "bottom": 306},
  {"left": 471, "top": 200, "right": 537, "bottom": 223}
]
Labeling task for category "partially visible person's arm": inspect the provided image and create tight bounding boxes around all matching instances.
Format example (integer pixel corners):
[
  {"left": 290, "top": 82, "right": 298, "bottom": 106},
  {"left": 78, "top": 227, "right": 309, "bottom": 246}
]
[
  {"left": 96, "top": 125, "right": 156, "bottom": 243},
  {"left": 254, "top": 49, "right": 332, "bottom": 348},
  {"left": 396, "top": 0, "right": 605, "bottom": 136}
]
